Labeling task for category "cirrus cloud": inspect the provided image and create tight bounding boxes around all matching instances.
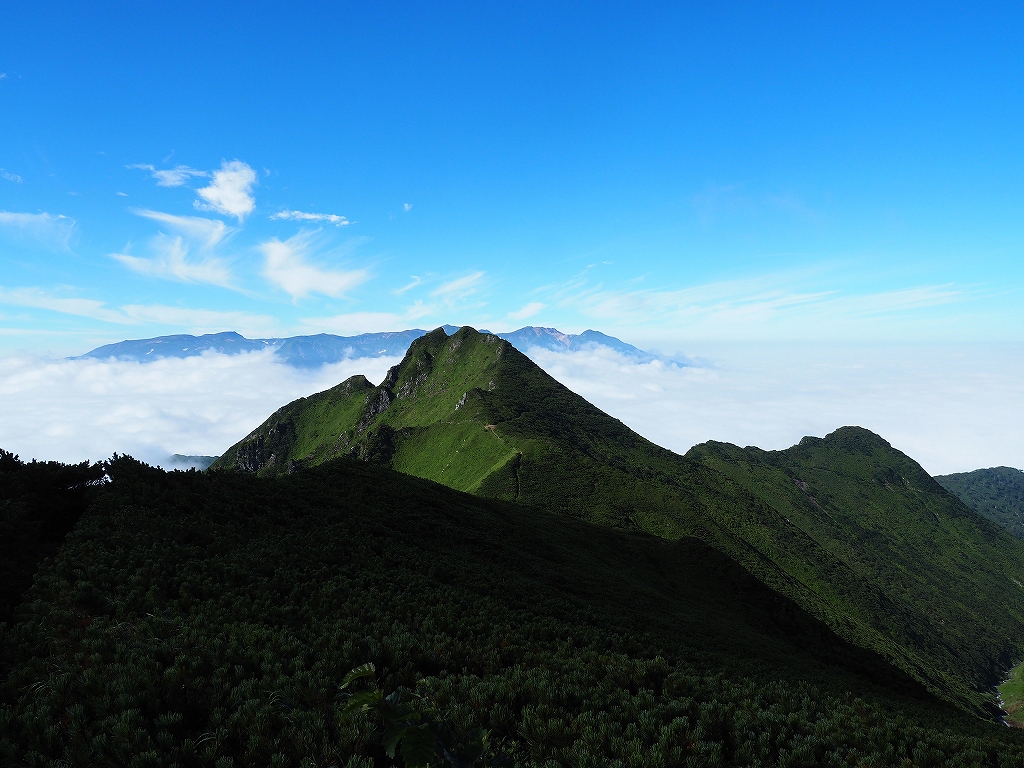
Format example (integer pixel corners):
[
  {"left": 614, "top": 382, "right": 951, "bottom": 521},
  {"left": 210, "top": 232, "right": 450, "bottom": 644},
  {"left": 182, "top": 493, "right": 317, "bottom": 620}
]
[
  {"left": 508, "top": 301, "right": 546, "bottom": 320},
  {"left": 299, "top": 311, "right": 408, "bottom": 335},
  {"left": 0, "top": 286, "right": 277, "bottom": 336},
  {"left": 110, "top": 210, "right": 236, "bottom": 288},
  {"left": 544, "top": 268, "right": 976, "bottom": 341},
  {"left": 0, "top": 286, "right": 127, "bottom": 324},
  {"left": 431, "top": 271, "right": 485, "bottom": 301},
  {"left": 260, "top": 231, "right": 369, "bottom": 300},
  {"left": 0, "top": 211, "right": 76, "bottom": 251},
  {"left": 271, "top": 210, "right": 349, "bottom": 226},
  {"left": 111, "top": 240, "right": 234, "bottom": 287},
  {"left": 127, "top": 163, "right": 209, "bottom": 187}
]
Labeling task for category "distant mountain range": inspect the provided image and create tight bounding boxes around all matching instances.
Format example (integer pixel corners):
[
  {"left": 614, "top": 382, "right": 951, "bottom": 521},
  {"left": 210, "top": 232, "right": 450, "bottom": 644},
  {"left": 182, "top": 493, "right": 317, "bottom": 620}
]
[{"left": 78, "top": 325, "right": 684, "bottom": 368}]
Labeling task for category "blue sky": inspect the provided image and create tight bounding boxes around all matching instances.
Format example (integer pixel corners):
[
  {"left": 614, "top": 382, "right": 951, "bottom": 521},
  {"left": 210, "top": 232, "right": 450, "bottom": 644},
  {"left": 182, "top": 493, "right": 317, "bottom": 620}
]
[{"left": 2, "top": 1, "right": 1023, "bottom": 354}]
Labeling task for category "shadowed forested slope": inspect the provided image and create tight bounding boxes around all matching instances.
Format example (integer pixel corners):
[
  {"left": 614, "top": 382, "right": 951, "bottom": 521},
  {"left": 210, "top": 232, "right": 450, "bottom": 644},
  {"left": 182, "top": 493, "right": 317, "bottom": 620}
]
[
  {"left": 0, "top": 450, "right": 104, "bottom": 625},
  {"left": 214, "top": 326, "right": 1024, "bottom": 715},
  {"left": 5, "top": 457, "right": 1024, "bottom": 766},
  {"left": 685, "top": 433, "right": 1024, "bottom": 717},
  {"left": 936, "top": 466, "right": 1024, "bottom": 540}
]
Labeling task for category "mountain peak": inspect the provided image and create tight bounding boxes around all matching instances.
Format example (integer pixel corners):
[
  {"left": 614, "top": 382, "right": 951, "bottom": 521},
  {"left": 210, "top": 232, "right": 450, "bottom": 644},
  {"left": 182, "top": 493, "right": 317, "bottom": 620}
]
[
  {"left": 213, "top": 323, "right": 642, "bottom": 493},
  {"left": 820, "top": 425, "right": 893, "bottom": 451}
]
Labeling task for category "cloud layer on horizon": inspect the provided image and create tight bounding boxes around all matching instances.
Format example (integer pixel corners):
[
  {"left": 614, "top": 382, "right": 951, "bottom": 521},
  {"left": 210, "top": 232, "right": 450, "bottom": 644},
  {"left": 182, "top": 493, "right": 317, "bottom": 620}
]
[
  {"left": 0, "top": 343, "right": 1021, "bottom": 475},
  {"left": 528, "top": 343, "right": 1024, "bottom": 475},
  {"left": 0, "top": 351, "right": 400, "bottom": 466}
]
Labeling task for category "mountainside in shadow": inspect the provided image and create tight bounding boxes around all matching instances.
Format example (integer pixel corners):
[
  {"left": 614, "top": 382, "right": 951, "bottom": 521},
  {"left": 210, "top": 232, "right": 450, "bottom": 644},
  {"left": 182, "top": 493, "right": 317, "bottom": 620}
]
[
  {"left": 213, "top": 326, "right": 1024, "bottom": 716},
  {"left": 8, "top": 456, "right": 1022, "bottom": 765},
  {"left": 0, "top": 451, "right": 104, "bottom": 625},
  {"left": 936, "top": 466, "right": 1024, "bottom": 540}
]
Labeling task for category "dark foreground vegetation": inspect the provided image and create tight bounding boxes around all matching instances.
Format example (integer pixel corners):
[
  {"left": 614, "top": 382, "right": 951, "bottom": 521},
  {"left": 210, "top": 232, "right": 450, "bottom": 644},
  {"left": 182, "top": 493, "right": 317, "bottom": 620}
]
[
  {"left": 4, "top": 455, "right": 1024, "bottom": 766},
  {"left": 0, "top": 449, "right": 104, "bottom": 624}
]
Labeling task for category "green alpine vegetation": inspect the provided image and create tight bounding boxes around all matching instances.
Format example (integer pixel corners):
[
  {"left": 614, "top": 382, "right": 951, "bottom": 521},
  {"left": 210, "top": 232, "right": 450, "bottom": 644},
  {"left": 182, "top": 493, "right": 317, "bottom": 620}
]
[
  {"left": 215, "top": 326, "right": 1024, "bottom": 716},
  {"left": 6, "top": 455, "right": 1024, "bottom": 766},
  {"left": 1000, "top": 662, "right": 1024, "bottom": 729},
  {"left": 936, "top": 466, "right": 1024, "bottom": 540}
]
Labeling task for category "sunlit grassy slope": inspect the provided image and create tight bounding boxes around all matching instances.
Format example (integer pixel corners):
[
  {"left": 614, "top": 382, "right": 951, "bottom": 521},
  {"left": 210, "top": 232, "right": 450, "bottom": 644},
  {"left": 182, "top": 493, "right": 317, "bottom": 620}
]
[
  {"left": 1000, "top": 662, "right": 1024, "bottom": 728},
  {"left": 213, "top": 326, "right": 1024, "bottom": 715}
]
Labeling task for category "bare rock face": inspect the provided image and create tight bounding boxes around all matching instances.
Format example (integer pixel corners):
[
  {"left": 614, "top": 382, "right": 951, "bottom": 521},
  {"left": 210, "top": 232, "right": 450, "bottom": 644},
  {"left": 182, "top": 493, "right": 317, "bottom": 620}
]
[
  {"left": 232, "top": 420, "right": 297, "bottom": 473},
  {"left": 397, "top": 372, "right": 428, "bottom": 399},
  {"left": 358, "top": 388, "right": 394, "bottom": 433}
]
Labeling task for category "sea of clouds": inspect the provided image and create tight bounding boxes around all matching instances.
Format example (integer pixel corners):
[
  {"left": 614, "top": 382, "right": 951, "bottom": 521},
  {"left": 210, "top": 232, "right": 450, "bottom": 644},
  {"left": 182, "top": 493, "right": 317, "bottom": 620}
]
[
  {"left": 1, "top": 343, "right": 1022, "bottom": 475},
  {"left": 531, "top": 342, "right": 1024, "bottom": 475},
  {"left": 0, "top": 350, "right": 400, "bottom": 468}
]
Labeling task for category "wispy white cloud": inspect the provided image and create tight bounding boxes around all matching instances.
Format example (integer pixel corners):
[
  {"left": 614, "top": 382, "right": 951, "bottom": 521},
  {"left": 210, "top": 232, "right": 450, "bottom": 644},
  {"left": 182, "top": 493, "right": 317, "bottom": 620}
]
[
  {"left": 194, "top": 160, "right": 258, "bottom": 220},
  {"left": 0, "top": 211, "right": 76, "bottom": 251},
  {"left": 546, "top": 269, "right": 970, "bottom": 340},
  {"left": 133, "top": 209, "right": 232, "bottom": 249},
  {"left": 271, "top": 210, "right": 349, "bottom": 226},
  {"left": 403, "top": 203, "right": 413, "bottom": 213},
  {"left": 395, "top": 276, "right": 421, "bottom": 294},
  {"left": 299, "top": 311, "right": 407, "bottom": 335},
  {"left": 431, "top": 271, "right": 485, "bottom": 301},
  {"left": 127, "top": 163, "right": 209, "bottom": 187},
  {"left": 111, "top": 210, "right": 236, "bottom": 288},
  {"left": 405, "top": 300, "right": 433, "bottom": 320},
  {"left": 260, "top": 231, "right": 369, "bottom": 299},
  {"left": 116, "top": 191, "right": 129, "bottom": 197},
  {"left": 112, "top": 239, "right": 234, "bottom": 287},
  {"left": 0, "top": 287, "right": 128, "bottom": 324},
  {"left": 397, "top": 272, "right": 487, "bottom": 321},
  {"left": 0, "top": 169, "right": 22, "bottom": 183},
  {"left": 508, "top": 301, "right": 546, "bottom": 321},
  {"left": 0, "top": 286, "right": 278, "bottom": 336},
  {"left": 118, "top": 305, "right": 279, "bottom": 336}
]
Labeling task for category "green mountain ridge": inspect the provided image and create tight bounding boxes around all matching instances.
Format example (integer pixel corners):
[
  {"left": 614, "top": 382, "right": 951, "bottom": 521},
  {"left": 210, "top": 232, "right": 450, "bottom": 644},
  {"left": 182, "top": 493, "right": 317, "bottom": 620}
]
[
  {"left": 215, "top": 326, "right": 1024, "bottom": 716},
  {"left": 936, "top": 466, "right": 1024, "bottom": 540}
]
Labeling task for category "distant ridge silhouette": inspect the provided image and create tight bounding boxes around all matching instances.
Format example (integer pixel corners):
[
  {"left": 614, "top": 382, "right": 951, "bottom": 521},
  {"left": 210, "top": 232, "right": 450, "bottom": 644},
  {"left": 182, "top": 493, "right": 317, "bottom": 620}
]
[{"left": 77, "top": 325, "right": 687, "bottom": 368}]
